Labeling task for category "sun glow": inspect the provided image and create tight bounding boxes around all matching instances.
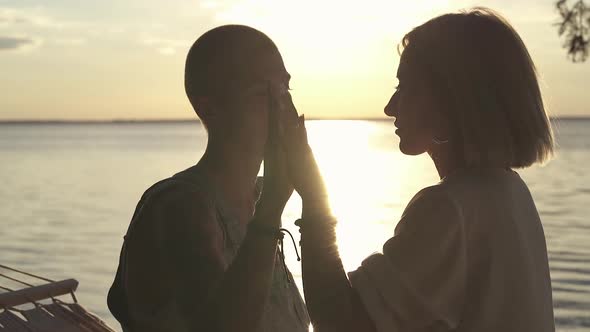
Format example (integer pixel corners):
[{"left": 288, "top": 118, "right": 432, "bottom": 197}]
[
  {"left": 303, "top": 120, "right": 437, "bottom": 270},
  {"left": 209, "top": 0, "right": 452, "bottom": 72},
  {"left": 198, "top": 0, "right": 455, "bottom": 119}
]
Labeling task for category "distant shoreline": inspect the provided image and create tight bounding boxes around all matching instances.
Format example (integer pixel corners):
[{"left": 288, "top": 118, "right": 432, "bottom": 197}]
[{"left": 0, "top": 117, "right": 587, "bottom": 124}]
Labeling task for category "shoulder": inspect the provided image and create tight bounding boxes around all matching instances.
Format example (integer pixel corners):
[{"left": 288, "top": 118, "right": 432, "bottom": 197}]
[
  {"left": 142, "top": 177, "right": 215, "bottom": 214},
  {"left": 403, "top": 184, "right": 460, "bottom": 217},
  {"left": 395, "top": 184, "right": 463, "bottom": 235},
  {"left": 124, "top": 179, "right": 226, "bottom": 322},
  {"left": 132, "top": 177, "right": 222, "bottom": 246},
  {"left": 128, "top": 177, "right": 226, "bottom": 267},
  {"left": 440, "top": 168, "right": 522, "bottom": 194}
]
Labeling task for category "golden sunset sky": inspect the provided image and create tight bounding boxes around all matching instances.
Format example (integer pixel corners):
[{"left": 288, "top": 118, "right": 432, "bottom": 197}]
[{"left": 1, "top": 0, "right": 589, "bottom": 120}]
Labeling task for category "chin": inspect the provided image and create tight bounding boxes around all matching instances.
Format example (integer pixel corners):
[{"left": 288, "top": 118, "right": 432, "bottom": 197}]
[{"left": 398, "top": 140, "right": 426, "bottom": 156}]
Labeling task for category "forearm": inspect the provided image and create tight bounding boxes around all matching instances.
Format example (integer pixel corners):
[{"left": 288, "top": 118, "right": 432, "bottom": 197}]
[
  {"left": 299, "top": 202, "right": 376, "bottom": 332},
  {"left": 207, "top": 210, "right": 281, "bottom": 332},
  {"left": 300, "top": 221, "right": 354, "bottom": 329}
]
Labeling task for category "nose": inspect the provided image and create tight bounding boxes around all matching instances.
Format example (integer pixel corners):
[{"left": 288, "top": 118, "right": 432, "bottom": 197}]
[{"left": 384, "top": 91, "right": 399, "bottom": 117}]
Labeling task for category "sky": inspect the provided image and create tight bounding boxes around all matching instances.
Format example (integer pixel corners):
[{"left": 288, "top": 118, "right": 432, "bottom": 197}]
[{"left": 0, "top": 0, "right": 589, "bottom": 120}]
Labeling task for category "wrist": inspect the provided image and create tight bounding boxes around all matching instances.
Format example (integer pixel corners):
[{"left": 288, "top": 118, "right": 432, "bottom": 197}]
[
  {"left": 248, "top": 221, "right": 281, "bottom": 239},
  {"left": 297, "top": 173, "right": 328, "bottom": 203},
  {"left": 253, "top": 204, "right": 283, "bottom": 225},
  {"left": 302, "top": 195, "right": 331, "bottom": 219}
]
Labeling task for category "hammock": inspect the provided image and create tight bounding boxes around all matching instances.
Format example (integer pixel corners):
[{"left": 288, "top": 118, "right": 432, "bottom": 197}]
[{"left": 0, "top": 264, "right": 116, "bottom": 332}]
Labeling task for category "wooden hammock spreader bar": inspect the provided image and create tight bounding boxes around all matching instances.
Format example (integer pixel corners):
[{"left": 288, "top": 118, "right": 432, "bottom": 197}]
[{"left": 0, "top": 279, "right": 78, "bottom": 308}]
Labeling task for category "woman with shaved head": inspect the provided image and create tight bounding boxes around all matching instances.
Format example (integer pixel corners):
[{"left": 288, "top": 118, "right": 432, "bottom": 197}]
[{"left": 108, "top": 25, "right": 309, "bottom": 332}]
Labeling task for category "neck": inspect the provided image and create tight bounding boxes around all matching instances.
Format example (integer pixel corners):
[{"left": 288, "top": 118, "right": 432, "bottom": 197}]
[
  {"left": 428, "top": 142, "right": 463, "bottom": 180},
  {"left": 197, "top": 139, "right": 263, "bottom": 222}
]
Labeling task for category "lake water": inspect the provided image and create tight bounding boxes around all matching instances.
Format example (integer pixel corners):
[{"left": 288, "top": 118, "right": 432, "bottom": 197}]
[{"left": 0, "top": 120, "right": 589, "bottom": 331}]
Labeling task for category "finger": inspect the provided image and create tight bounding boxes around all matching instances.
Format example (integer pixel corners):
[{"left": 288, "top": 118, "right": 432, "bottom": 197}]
[
  {"left": 274, "top": 95, "right": 295, "bottom": 146},
  {"left": 266, "top": 81, "right": 280, "bottom": 150},
  {"left": 297, "top": 114, "right": 309, "bottom": 146},
  {"left": 277, "top": 111, "right": 286, "bottom": 142},
  {"left": 264, "top": 81, "right": 280, "bottom": 177},
  {"left": 282, "top": 116, "right": 306, "bottom": 153},
  {"left": 284, "top": 92, "right": 299, "bottom": 129},
  {"left": 281, "top": 121, "right": 297, "bottom": 153}
]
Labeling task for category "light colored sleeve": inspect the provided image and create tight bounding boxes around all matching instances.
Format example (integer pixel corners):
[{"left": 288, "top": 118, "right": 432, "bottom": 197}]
[{"left": 348, "top": 186, "right": 467, "bottom": 332}]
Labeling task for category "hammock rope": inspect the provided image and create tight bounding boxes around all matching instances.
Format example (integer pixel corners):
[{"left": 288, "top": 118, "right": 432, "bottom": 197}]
[
  {"left": 0, "top": 273, "right": 35, "bottom": 287},
  {"left": 0, "top": 264, "right": 55, "bottom": 283}
]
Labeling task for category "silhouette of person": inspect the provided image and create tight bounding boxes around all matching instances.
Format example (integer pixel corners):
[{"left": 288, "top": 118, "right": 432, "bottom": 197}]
[
  {"left": 282, "top": 8, "right": 556, "bottom": 332},
  {"left": 107, "top": 25, "right": 309, "bottom": 332}
]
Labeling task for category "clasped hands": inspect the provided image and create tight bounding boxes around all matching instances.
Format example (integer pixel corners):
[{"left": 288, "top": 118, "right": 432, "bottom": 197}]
[{"left": 256, "top": 81, "right": 330, "bottom": 223}]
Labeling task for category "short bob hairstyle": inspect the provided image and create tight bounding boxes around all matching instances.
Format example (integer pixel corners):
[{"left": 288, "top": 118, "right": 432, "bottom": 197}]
[{"left": 399, "top": 8, "right": 554, "bottom": 168}]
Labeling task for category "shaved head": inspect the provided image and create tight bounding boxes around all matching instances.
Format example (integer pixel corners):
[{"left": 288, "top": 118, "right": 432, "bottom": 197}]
[{"left": 184, "top": 25, "right": 282, "bottom": 111}]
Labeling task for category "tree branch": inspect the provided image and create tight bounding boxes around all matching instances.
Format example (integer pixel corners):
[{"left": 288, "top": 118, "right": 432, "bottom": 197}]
[{"left": 555, "top": 0, "right": 589, "bottom": 62}]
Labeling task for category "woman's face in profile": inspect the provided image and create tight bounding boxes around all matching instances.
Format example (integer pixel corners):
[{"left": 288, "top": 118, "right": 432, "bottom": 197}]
[{"left": 384, "top": 52, "right": 451, "bottom": 156}]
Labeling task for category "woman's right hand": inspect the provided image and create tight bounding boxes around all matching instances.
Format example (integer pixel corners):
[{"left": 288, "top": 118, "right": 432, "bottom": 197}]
[
  {"left": 282, "top": 115, "right": 332, "bottom": 218},
  {"left": 255, "top": 83, "right": 295, "bottom": 221}
]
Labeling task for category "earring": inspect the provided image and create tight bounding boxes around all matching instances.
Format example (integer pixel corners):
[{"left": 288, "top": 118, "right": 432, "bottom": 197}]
[{"left": 432, "top": 137, "right": 449, "bottom": 145}]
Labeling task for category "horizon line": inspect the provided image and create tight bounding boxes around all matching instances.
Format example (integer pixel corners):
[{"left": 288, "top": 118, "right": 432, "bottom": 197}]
[{"left": 0, "top": 116, "right": 587, "bottom": 124}]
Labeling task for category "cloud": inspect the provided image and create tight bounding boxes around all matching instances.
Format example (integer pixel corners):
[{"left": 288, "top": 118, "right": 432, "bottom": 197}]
[
  {"left": 0, "top": 7, "right": 89, "bottom": 51},
  {"left": 0, "top": 7, "right": 68, "bottom": 29},
  {"left": 0, "top": 36, "right": 40, "bottom": 51}
]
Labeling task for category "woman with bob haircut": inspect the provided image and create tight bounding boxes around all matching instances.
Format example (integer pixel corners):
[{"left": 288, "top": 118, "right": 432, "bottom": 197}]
[{"left": 278, "top": 7, "right": 556, "bottom": 332}]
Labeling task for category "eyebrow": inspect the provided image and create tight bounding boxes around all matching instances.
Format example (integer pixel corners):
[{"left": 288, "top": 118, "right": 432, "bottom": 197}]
[
  {"left": 241, "top": 77, "right": 290, "bottom": 95},
  {"left": 241, "top": 71, "right": 292, "bottom": 93},
  {"left": 238, "top": 83, "right": 267, "bottom": 96}
]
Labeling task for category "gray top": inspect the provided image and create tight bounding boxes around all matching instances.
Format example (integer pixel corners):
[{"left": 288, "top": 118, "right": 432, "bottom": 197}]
[{"left": 172, "top": 167, "right": 310, "bottom": 332}]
